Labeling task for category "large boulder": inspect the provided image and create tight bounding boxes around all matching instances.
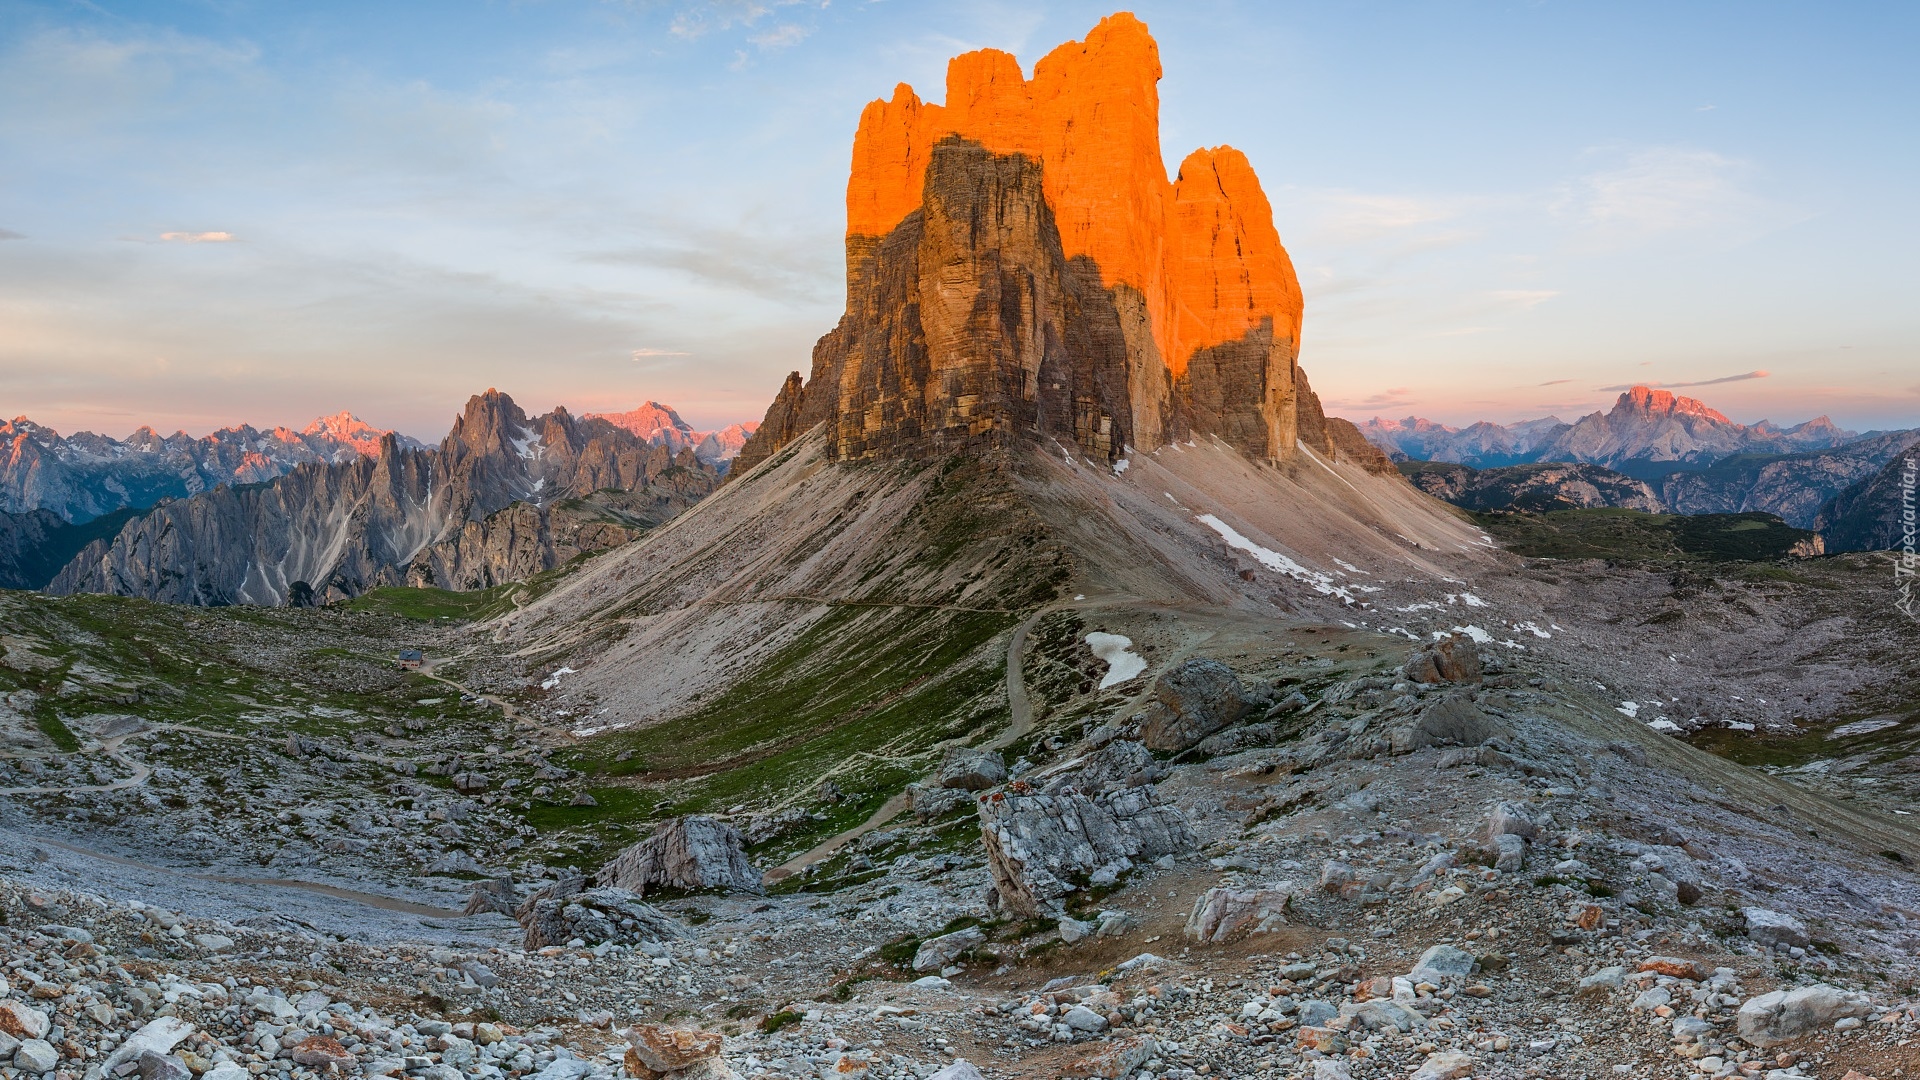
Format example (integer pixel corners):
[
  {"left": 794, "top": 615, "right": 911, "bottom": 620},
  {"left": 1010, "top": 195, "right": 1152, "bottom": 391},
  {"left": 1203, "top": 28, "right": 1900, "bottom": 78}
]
[
  {"left": 597, "top": 816, "right": 762, "bottom": 896},
  {"left": 462, "top": 875, "right": 519, "bottom": 916},
  {"left": 1743, "top": 907, "right": 1811, "bottom": 950},
  {"left": 626, "top": 1025, "right": 723, "bottom": 1072},
  {"left": 1185, "top": 887, "right": 1292, "bottom": 943},
  {"left": 1392, "top": 693, "right": 1507, "bottom": 754},
  {"left": 1402, "top": 638, "right": 1481, "bottom": 685},
  {"left": 979, "top": 787, "right": 1195, "bottom": 915},
  {"left": 516, "top": 881, "right": 684, "bottom": 950},
  {"left": 1139, "top": 659, "right": 1262, "bottom": 752},
  {"left": 911, "top": 927, "right": 986, "bottom": 972},
  {"left": 1037, "top": 739, "right": 1166, "bottom": 795},
  {"left": 1736, "top": 984, "right": 1872, "bottom": 1047},
  {"left": 938, "top": 746, "right": 1006, "bottom": 791}
]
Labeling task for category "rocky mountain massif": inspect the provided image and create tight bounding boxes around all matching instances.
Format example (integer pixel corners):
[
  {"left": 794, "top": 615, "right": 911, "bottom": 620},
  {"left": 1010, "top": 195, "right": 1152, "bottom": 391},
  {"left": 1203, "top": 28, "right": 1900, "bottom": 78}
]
[
  {"left": 588, "top": 402, "right": 757, "bottom": 468},
  {"left": 733, "top": 13, "right": 1387, "bottom": 476},
  {"left": 0, "top": 411, "right": 426, "bottom": 523},
  {"left": 1359, "top": 388, "right": 1860, "bottom": 477},
  {"left": 47, "top": 391, "right": 719, "bottom": 606}
]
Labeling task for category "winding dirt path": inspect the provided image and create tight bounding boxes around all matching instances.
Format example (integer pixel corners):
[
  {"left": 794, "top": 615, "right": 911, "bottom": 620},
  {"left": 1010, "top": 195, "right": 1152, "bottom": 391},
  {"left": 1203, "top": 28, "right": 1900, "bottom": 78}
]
[
  {"left": 765, "top": 601, "right": 1059, "bottom": 883},
  {"left": 0, "top": 730, "right": 151, "bottom": 796}
]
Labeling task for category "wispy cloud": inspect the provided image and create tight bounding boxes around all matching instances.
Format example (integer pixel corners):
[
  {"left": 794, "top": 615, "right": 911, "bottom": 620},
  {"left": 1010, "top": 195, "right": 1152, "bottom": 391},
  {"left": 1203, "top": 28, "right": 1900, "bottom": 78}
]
[
  {"left": 1490, "top": 289, "right": 1558, "bottom": 309},
  {"left": 0, "top": 228, "right": 24, "bottom": 241},
  {"left": 750, "top": 24, "right": 810, "bottom": 49},
  {"left": 159, "top": 231, "right": 237, "bottom": 243},
  {"left": 1538, "top": 378, "right": 1574, "bottom": 386},
  {"left": 1556, "top": 147, "right": 1773, "bottom": 243},
  {"left": 1323, "top": 387, "right": 1417, "bottom": 410},
  {"left": 631, "top": 347, "right": 690, "bottom": 359},
  {"left": 1597, "top": 370, "right": 1769, "bottom": 391},
  {"left": 668, "top": 0, "right": 806, "bottom": 41},
  {"left": 1307, "top": 192, "right": 1463, "bottom": 242}
]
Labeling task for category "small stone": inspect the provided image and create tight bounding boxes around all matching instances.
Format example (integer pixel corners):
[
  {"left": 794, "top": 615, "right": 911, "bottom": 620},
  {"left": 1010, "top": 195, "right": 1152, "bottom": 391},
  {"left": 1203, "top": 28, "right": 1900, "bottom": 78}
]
[
  {"left": 1639, "top": 955, "right": 1712, "bottom": 980},
  {"left": 1062, "top": 1005, "right": 1109, "bottom": 1033},
  {"left": 135, "top": 1051, "right": 192, "bottom": 1080},
  {"left": 1409, "top": 944, "right": 1477, "bottom": 982},
  {"left": 1410, "top": 1050, "right": 1474, "bottom": 1080},
  {"left": 0, "top": 1001, "right": 49, "bottom": 1040},
  {"left": 290, "top": 1035, "right": 356, "bottom": 1069},
  {"left": 912, "top": 927, "right": 985, "bottom": 972},
  {"left": 13, "top": 1038, "right": 58, "bottom": 1073},
  {"left": 1744, "top": 907, "right": 1812, "bottom": 950},
  {"left": 626, "top": 1025, "right": 724, "bottom": 1071}
]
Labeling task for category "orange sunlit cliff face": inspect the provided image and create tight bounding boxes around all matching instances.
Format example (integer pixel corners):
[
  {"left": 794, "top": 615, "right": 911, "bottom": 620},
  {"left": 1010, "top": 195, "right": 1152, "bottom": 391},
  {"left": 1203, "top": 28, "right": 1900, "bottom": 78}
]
[
  {"left": 847, "top": 15, "right": 1302, "bottom": 378},
  {"left": 734, "top": 12, "right": 1381, "bottom": 476}
]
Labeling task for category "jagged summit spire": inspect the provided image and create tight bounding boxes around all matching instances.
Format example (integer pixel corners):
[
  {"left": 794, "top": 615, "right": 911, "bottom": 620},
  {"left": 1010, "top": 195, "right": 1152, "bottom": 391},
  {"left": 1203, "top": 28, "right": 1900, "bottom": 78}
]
[{"left": 733, "top": 12, "right": 1375, "bottom": 477}]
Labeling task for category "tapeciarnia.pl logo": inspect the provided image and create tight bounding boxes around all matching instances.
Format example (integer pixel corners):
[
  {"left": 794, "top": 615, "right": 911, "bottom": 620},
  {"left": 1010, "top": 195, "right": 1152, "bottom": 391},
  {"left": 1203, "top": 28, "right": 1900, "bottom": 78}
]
[{"left": 1899, "top": 454, "right": 1917, "bottom": 622}]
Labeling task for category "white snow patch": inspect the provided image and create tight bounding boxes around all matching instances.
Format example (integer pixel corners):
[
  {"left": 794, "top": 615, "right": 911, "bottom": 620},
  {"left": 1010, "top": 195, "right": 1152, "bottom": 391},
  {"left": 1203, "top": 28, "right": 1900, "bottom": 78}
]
[
  {"left": 1721, "top": 720, "right": 1756, "bottom": 732},
  {"left": 510, "top": 427, "right": 544, "bottom": 460},
  {"left": 1113, "top": 458, "right": 1130, "bottom": 474},
  {"left": 1331, "top": 558, "right": 1367, "bottom": 574},
  {"left": 1085, "top": 633, "right": 1146, "bottom": 689},
  {"left": 1449, "top": 624, "right": 1493, "bottom": 644},
  {"left": 1512, "top": 621, "right": 1552, "bottom": 639},
  {"left": 1616, "top": 701, "right": 1641, "bottom": 718},
  {"left": 1830, "top": 717, "right": 1902, "bottom": 739},
  {"left": 1195, "top": 514, "right": 1354, "bottom": 603},
  {"left": 540, "top": 666, "right": 577, "bottom": 691},
  {"left": 1647, "top": 719, "right": 1682, "bottom": 733}
]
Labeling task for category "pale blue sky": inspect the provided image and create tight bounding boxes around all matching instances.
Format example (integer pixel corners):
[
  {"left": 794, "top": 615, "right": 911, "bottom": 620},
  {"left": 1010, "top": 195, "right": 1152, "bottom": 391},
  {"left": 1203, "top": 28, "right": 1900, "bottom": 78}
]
[{"left": 1, "top": 1, "right": 1914, "bottom": 439}]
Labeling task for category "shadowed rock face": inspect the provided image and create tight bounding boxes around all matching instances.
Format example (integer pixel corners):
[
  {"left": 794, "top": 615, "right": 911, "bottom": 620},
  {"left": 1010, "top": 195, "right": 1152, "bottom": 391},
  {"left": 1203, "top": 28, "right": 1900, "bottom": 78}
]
[
  {"left": 48, "top": 390, "right": 719, "bottom": 606},
  {"left": 735, "top": 15, "right": 1372, "bottom": 477}
]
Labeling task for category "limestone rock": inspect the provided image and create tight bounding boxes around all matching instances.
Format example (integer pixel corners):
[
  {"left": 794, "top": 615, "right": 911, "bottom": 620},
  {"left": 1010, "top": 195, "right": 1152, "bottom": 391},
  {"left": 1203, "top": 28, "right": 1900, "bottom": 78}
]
[
  {"left": 1408, "top": 945, "right": 1477, "bottom": 983},
  {"left": 1184, "top": 886, "right": 1292, "bottom": 943},
  {"left": 978, "top": 786, "right": 1195, "bottom": 915},
  {"left": 626, "top": 1026, "right": 723, "bottom": 1072},
  {"left": 1410, "top": 1051, "right": 1474, "bottom": 1080},
  {"left": 1402, "top": 638, "right": 1482, "bottom": 685},
  {"left": 1737, "top": 984, "right": 1872, "bottom": 1047},
  {"left": 937, "top": 746, "right": 1007, "bottom": 791},
  {"left": 463, "top": 876, "right": 520, "bottom": 916},
  {"left": 1389, "top": 692, "right": 1507, "bottom": 755},
  {"left": 597, "top": 816, "right": 762, "bottom": 897},
  {"left": 0, "top": 1001, "right": 48, "bottom": 1040},
  {"left": 516, "top": 882, "right": 683, "bottom": 951},
  {"left": 1139, "top": 659, "right": 1261, "bottom": 752},
  {"left": 1744, "top": 906, "right": 1811, "bottom": 950},
  {"left": 926, "top": 1062, "right": 987, "bottom": 1080},
  {"left": 911, "top": 928, "right": 985, "bottom": 973}
]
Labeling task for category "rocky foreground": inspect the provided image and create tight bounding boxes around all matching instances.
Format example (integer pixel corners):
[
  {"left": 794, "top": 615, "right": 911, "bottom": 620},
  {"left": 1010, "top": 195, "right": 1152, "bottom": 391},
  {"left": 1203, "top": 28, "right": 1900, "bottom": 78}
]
[{"left": 5, "top": 634, "right": 1919, "bottom": 1080}]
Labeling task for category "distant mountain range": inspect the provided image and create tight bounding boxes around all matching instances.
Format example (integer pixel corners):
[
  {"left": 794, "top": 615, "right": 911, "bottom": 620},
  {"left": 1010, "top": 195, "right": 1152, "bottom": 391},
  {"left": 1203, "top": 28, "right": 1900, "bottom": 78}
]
[
  {"left": 0, "top": 411, "right": 429, "bottom": 523},
  {"left": 1359, "top": 387, "right": 1858, "bottom": 478},
  {"left": 587, "top": 402, "right": 757, "bottom": 465},
  {"left": 46, "top": 390, "right": 719, "bottom": 605}
]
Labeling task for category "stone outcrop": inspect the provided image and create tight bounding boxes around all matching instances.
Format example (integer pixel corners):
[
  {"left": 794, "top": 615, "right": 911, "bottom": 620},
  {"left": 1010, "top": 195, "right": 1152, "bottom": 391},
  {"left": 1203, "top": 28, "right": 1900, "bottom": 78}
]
[
  {"left": 1138, "top": 658, "right": 1263, "bottom": 752},
  {"left": 736, "top": 14, "right": 1352, "bottom": 475},
  {"left": 1184, "top": 886, "right": 1293, "bottom": 943},
  {"left": 596, "top": 815, "right": 762, "bottom": 897},
  {"left": 977, "top": 786, "right": 1195, "bottom": 915},
  {"left": 1736, "top": 984, "right": 1872, "bottom": 1047},
  {"left": 47, "top": 390, "right": 719, "bottom": 606},
  {"left": 1401, "top": 639, "right": 1482, "bottom": 686}
]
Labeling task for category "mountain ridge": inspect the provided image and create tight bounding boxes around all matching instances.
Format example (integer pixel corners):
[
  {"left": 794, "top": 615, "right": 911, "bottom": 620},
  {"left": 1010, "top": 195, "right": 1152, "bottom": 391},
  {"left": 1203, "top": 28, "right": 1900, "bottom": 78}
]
[
  {"left": 48, "top": 390, "right": 719, "bottom": 606},
  {"left": 0, "top": 411, "right": 430, "bottom": 524},
  {"left": 1359, "top": 386, "right": 1861, "bottom": 476}
]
